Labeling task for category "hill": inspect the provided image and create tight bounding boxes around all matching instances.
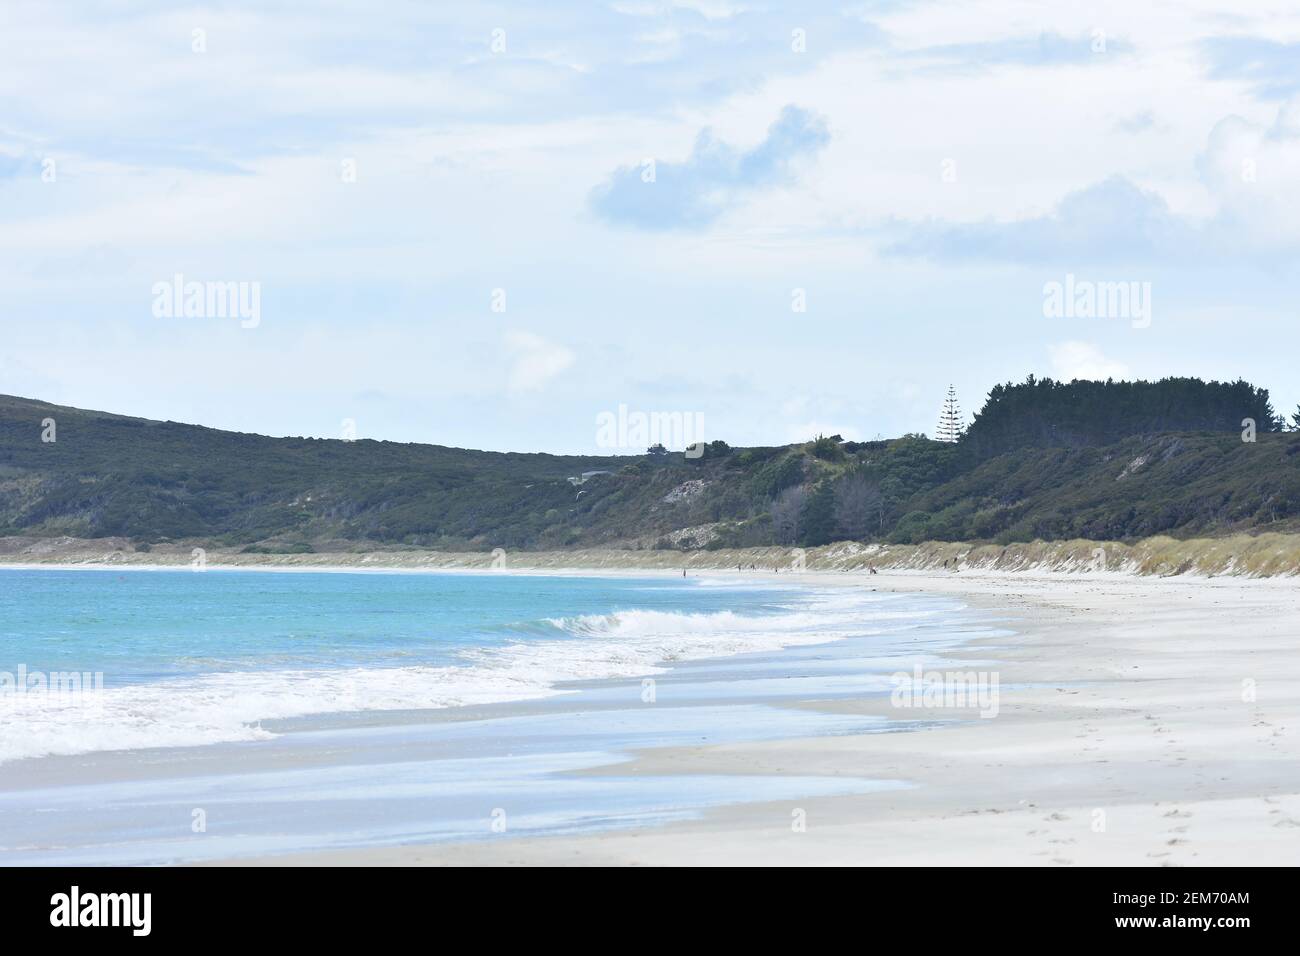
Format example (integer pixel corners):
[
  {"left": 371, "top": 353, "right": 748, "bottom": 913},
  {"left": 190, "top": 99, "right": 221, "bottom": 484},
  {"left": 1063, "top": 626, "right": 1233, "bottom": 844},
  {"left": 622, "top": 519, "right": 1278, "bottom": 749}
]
[{"left": 1, "top": 377, "right": 1298, "bottom": 553}]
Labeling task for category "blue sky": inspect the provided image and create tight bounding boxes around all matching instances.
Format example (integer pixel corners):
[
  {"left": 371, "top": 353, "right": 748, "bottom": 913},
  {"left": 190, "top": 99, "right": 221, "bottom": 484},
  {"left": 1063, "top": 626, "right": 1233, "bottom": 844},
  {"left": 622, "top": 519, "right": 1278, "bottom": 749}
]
[{"left": 2, "top": 1, "right": 1299, "bottom": 452}]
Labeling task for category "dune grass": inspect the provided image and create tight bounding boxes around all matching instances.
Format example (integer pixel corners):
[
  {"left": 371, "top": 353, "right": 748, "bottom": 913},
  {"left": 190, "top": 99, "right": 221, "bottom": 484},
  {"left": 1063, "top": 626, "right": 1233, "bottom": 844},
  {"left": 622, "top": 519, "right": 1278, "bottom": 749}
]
[{"left": 6, "top": 531, "right": 1300, "bottom": 578}]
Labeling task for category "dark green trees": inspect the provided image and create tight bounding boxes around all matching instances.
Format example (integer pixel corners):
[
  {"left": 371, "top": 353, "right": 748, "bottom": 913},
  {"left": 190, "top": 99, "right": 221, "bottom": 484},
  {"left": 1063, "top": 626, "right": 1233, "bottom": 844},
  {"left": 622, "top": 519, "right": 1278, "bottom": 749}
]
[{"left": 963, "top": 376, "right": 1283, "bottom": 458}]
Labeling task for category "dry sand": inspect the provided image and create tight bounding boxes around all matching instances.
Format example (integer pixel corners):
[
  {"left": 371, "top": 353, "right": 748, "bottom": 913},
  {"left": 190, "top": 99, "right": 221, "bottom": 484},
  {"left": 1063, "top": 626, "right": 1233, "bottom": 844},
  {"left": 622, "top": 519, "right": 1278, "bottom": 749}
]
[{"left": 224, "top": 568, "right": 1300, "bottom": 866}]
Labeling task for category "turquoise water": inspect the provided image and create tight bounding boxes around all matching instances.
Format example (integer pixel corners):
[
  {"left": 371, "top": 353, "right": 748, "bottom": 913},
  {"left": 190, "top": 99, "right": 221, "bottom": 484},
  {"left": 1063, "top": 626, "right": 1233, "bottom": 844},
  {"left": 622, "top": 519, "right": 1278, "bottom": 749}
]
[
  {"left": 0, "top": 568, "right": 944, "bottom": 762},
  {"left": 0, "top": 568, "right": 807, "bottom": 679},
  {"left": 0, "top": 567, "right": 994, "bottom": 863}
]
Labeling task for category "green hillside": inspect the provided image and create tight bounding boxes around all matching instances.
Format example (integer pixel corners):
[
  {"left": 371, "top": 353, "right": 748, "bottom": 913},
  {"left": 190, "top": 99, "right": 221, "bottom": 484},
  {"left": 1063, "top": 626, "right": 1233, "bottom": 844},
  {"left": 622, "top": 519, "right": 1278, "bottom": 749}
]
[{"left": 1, "top": 377, "right": 1297, "bottom": 552}]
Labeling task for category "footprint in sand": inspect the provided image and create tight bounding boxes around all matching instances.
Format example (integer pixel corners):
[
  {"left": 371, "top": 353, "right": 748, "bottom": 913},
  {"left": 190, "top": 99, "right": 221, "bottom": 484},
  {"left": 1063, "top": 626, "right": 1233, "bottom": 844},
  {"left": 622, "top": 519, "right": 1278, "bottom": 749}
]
[
  {"left": 1272, "top": 818, "right": 1300, "bottom": 828},
  {"left": 1044, "top": 812, "right": 1070, "bottom": 821},
  {"left": 1163, "top": 809, "right": 1192, "bottom": 818}
]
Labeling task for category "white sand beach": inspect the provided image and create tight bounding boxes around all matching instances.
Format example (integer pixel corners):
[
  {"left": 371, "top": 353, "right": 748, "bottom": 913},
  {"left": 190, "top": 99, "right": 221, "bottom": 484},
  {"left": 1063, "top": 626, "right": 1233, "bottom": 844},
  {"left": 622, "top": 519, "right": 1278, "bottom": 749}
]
[
  {"left": 5, "top": 556, "right": 1298, "bottom": 867},
  {"left": 218, "top": 567, "right": 1300, "bottom": 866}
]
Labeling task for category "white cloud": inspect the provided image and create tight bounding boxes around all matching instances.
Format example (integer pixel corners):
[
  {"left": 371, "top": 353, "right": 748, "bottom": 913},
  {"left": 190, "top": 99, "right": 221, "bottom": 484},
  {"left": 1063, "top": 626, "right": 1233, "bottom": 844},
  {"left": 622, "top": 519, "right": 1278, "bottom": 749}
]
[
  {"left": 504, "top": 330, "right": 575, "bottom": 392},
  {"left": 1048, "top": 341, "right": 1131, "bottom": 382},
  {"left": 1197, "top": 100, "right": 1300, "bottom": 248}
]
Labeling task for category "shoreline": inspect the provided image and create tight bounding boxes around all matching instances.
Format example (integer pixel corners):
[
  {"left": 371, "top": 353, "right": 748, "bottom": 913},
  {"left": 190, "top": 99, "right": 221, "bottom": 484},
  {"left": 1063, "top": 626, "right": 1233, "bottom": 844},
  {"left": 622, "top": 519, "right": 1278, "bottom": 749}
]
[
  {"left": 7, "top": 530, "right": 1300, "bottom": 579},
  {"left": 6, "top": 560, "right": 1300, "bottom": 865},
  {"left": 1, "top": 570, "right": 977, "bottom": 864},
  {"left": 216, "top": 567, "right": 1300, "bottom": 866}
]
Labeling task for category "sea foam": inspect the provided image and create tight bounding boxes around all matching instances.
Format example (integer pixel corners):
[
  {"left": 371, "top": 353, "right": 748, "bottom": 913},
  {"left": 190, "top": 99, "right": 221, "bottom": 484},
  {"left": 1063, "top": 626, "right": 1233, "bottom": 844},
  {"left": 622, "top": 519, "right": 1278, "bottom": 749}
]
[{"left": 0, "top": 587, "right": 936, "bottom": 763}]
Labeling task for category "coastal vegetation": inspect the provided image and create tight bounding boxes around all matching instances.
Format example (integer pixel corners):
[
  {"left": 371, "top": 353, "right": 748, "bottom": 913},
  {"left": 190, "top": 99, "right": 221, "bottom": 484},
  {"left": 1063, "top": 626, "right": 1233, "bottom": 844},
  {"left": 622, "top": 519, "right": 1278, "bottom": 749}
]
[{"left": 1, "top": 376, "right": 1296, "bottom": 552}]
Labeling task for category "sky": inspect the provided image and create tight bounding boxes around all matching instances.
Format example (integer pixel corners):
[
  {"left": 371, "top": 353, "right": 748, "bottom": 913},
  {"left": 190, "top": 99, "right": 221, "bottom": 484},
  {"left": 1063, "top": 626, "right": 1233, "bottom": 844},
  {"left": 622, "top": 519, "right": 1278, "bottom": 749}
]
[{"left": 2, "top": 1, "right": 1298, "bottom": 453}]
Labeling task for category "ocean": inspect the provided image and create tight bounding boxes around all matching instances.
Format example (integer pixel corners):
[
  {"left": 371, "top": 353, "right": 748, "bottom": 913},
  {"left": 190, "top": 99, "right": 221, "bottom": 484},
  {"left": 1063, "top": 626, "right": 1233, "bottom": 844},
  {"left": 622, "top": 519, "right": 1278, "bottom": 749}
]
[{"left": 0, "top": 567, "right": 994, "bottom": 863}]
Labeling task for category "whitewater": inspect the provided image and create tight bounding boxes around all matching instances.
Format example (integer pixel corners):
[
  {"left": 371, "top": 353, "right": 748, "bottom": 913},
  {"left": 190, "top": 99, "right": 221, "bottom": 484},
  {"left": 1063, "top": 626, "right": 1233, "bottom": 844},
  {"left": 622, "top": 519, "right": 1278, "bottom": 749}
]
[{"left": 0, "top": 568, "right": 953, "bottom": 763}]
